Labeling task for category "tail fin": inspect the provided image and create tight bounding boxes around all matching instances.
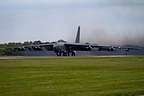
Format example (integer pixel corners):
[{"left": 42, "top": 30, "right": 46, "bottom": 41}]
[{"left": 75, "top": 26, "right": 80, "bottom": 43}]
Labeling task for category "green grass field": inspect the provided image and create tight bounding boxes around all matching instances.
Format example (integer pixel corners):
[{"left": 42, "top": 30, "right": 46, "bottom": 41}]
[{"left": 0, "top": 56, "right": 144, "bottom": 96}]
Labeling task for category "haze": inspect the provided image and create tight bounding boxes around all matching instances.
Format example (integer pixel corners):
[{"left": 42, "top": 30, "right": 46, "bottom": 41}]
[{"left": 0, "top": 0, "right": 144, "bottom": 46}]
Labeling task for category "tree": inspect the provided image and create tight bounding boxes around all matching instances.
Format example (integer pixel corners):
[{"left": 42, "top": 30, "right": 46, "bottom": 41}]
[
  {"left": 33, "top": 40, "right": 42, "bottom": 45},
  {"left": 0, "top": 48, "right": 19, "bottom": 56},
  {"left": 57, "top": 39, "right": 66, "bottom": 42}
]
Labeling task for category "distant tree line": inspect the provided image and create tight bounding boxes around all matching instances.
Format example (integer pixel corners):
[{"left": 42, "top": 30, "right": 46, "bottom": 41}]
[{"left": 0, "top": 40, "right": 66, "bottom": 56}]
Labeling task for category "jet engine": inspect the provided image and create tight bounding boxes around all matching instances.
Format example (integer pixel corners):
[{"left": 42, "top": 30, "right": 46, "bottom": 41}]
[
  {"left": 18, "top": 47, "right": 25, "bottom": 51},
  {"left": 32, "top": 46, "right": 42, "bottom": 51},
  {"left": 85, "top": 46, "right": 92, "bottom": 51},
  {"left": 98, "top": 47, "right": 115, "bottom": 51},
  {"left": 125, "top": 48, "right": 129, "bottom": 52}
]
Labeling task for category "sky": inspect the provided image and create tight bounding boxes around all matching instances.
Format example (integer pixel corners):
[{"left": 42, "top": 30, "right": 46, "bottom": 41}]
[{"left": 0, "top": 0, "right": 144, "bottom": 46}]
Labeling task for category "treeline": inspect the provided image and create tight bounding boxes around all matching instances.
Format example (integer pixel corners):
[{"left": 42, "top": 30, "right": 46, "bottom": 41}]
[{"left": 0, "top": 40, "right": 66, "bottom": 56}]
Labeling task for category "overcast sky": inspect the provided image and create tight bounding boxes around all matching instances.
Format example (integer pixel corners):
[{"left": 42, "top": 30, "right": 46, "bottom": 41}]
[{"left": 0, "top": 0, "right": 144, "bottom": 45}]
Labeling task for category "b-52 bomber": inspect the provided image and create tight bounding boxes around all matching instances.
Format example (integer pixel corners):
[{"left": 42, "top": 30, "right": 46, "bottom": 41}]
[{"left": 9, "top": 26, "right": 141, "bottom": 56}]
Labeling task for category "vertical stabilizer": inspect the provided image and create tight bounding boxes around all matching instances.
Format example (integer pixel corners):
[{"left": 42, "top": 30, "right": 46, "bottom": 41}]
[{"left": 75, "top": 26, "right": 80, "bottom": 43}]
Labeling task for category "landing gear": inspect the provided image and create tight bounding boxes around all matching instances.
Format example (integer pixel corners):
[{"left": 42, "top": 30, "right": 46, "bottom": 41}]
[
  {"left": 63, "top": 51, "right": 67, "bottom": 56},
  {"left": 56, "top": 52, "right": 61, "bottom": 56},
  {"left": 71, "top": 51, "right": 76, "bottom": 56},
  {"left": 56, "top": 52, "right": 67, "bottom": 56},
  {"left": 63, "top": 51, "right": 70, "bottom": 56},
  {"left": 56, "top": 51, "right": 76, "bottom": 56}
]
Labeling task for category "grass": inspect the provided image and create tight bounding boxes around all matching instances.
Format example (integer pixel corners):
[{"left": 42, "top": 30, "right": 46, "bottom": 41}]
[{"left": 0, "top": 56, "right": 144, "bottom": 96}]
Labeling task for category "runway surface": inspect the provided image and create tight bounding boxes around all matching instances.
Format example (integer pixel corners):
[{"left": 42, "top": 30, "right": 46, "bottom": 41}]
[{"left": 0, "top": 55, "right": 143, "bottom": 59}]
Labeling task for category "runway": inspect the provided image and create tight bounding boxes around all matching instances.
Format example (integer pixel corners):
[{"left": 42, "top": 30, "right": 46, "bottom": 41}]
[{"left": 0, "top": 55, "right": 143, "bottom": 59}]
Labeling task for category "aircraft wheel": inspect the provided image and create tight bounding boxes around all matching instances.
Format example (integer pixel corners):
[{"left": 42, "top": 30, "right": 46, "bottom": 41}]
[
  {"left": 67, "top": 52, "right": 70, "bottom": 56},
  {"left": 56, "top": 52, "right": 61, "bottom": 56},
  {"left": 71, "top": 51, "right": 76, "bottom": 56},
  {"left": 63, "top": 51, "right": 67, "bottom": 56}
]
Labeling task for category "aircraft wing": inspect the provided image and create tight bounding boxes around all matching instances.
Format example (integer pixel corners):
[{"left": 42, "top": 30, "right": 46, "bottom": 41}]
[
  {"left": 7, "top": 47, "right": 25, "bottom": 51},
  {"left": 64, "top": 43, "right": 92, "bottom": 51},
  {"left": 91, "top": 44, "right": 119, "bottom": 48},
  {"left": 27, "top": 44, "right": 54, "bottom": 51},
  {"left": 119, "top": 47, "right": 142, "bottom": 51},
  {"left": 92, "top": 44, "right": 142, "bottom": 51},
  {"left": 38, "top": 44, "right": 54, "bottom": 51},
  {"left": 8, "top": 44, "right": 54, "bottom": 51},
  {"left": 65, "top": 43, "right": 119, "bottom": 51},
  {"left": 91, "top": 44, "right": 119, "bottom": 51}
]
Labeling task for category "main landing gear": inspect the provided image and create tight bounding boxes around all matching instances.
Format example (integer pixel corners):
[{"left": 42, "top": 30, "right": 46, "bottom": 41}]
[{"left": 56, "top": 51, "right": 76, "bottom": 56}]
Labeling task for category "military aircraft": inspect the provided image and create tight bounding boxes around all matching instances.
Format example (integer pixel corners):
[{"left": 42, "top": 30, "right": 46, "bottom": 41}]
[{"left": 9, "top": 26, "right": 142, "bottom": 56}]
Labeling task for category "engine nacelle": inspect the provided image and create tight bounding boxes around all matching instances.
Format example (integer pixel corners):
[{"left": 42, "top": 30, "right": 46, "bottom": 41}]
[
  {"left": 85, "top": 46, "right": 92, "bottom": 51},
  {"left": 71, "top": 51, "right": 76, "bottom": 56},
  {"left": 18, "top": 47, "right": 25, "bottom": 51},
  {"left": 107, "top": 47, "right": 115, "bottom": 51},
  {"left": 98, "top": 47, "right": 115, "bottom": 51},
  {"left": 125, "top": 48, "right": 129, "bottom": 52},
  {"left": 32, "top": 46, "right": 42, "bottom": 51}
]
